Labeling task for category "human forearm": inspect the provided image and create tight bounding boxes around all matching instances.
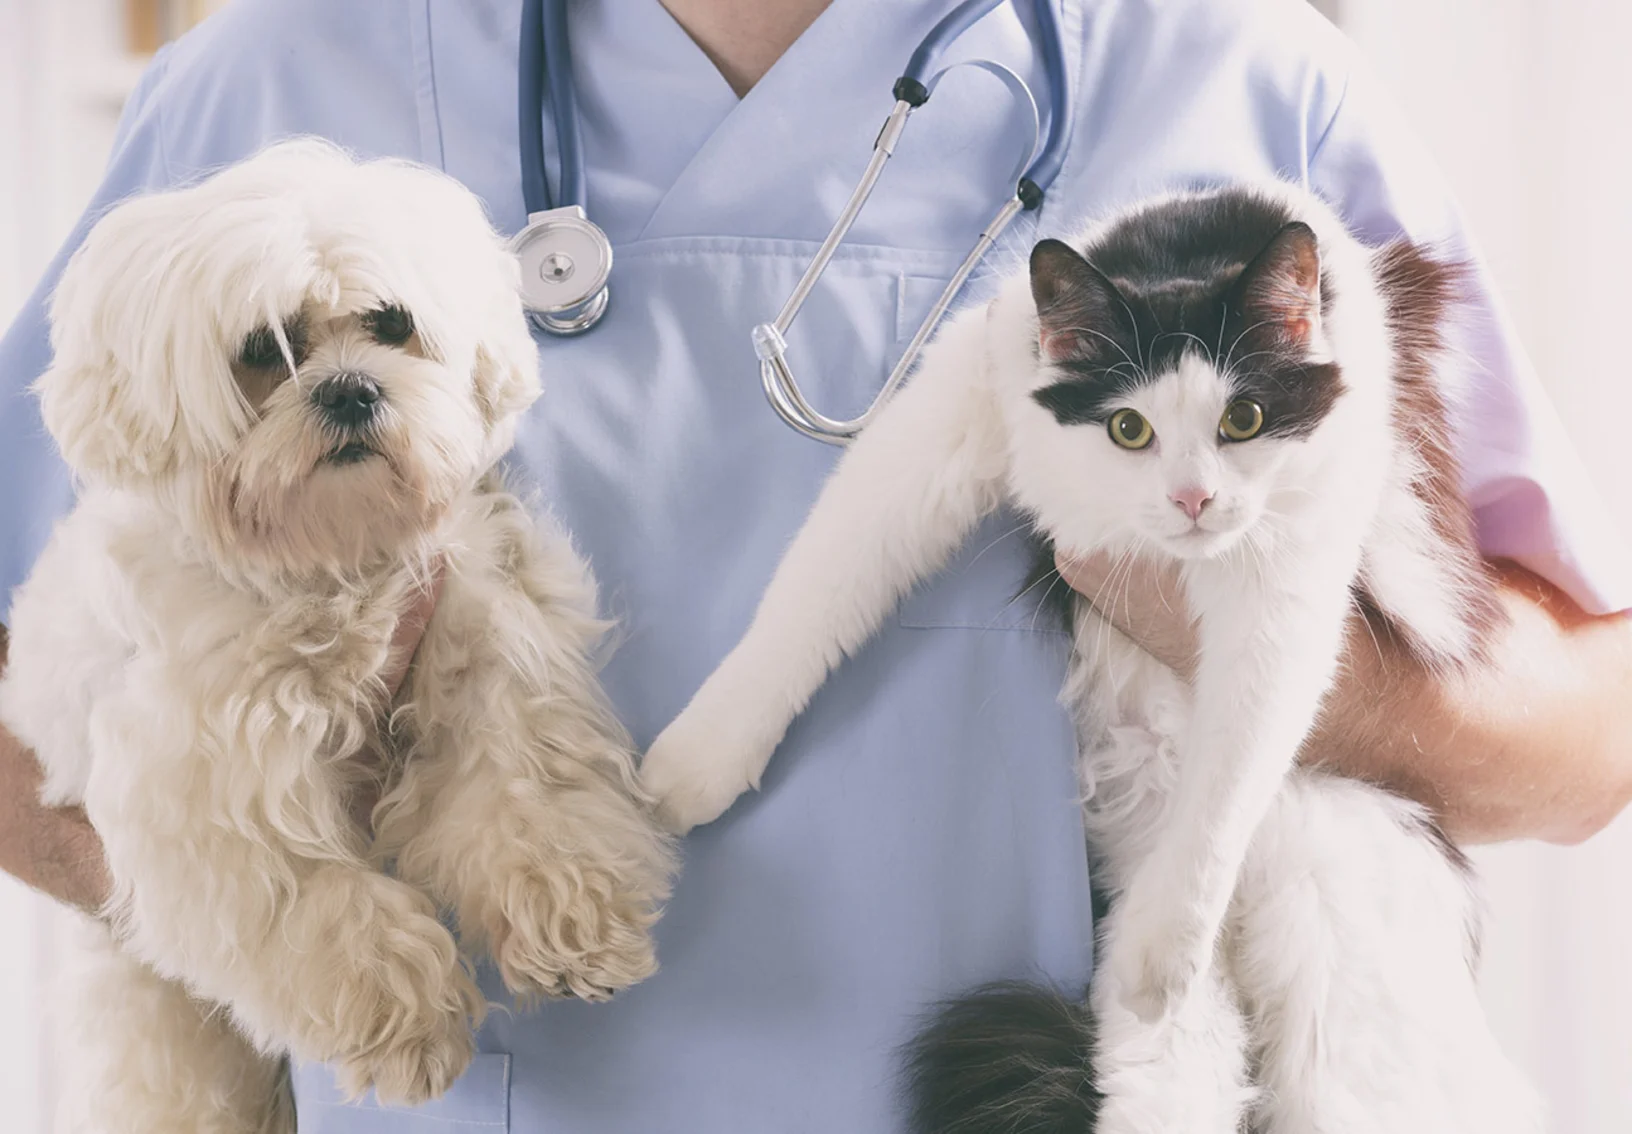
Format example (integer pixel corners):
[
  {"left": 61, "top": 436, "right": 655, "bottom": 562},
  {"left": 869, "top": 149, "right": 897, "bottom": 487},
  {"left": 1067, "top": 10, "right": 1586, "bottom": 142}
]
[
  {"left": 1057, "top": 552, "right": 1632, "bottom": 846},
  {"left": 1305, "top": 562, "right": 1632, "bottom": 845},
  {"left": 0, "top": 626, "right": 110, "bottom": 913}
]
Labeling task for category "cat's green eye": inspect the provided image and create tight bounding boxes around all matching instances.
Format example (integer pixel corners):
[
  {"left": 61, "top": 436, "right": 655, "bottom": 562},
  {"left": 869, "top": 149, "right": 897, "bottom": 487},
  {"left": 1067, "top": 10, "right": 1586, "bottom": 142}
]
[
  {"left": 1108, "top": 408, "right": 1154, "bottom": 450},
  {"left": 1219, "top": 399, "right": 1264, "bottom": 442}
]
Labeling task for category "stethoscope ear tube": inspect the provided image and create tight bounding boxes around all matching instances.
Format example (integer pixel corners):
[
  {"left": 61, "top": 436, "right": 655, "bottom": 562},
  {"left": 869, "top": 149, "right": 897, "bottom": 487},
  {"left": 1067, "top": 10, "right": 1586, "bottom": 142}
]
[{"left": 756, "top": 0, "right": 1069, "bottom": 445}]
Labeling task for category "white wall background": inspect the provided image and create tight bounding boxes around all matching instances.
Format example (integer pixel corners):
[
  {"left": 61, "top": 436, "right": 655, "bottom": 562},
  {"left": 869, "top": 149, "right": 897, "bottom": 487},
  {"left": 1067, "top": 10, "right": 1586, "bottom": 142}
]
[
  {"left": 1338, "top": 2, "right": 1632, "bottom": 1130},
  {"left": 0, "top": 2, "right": 134, "bottom": 1129},
  {"left": 0, "top": 0, "right": 1627, "bottom": 1130}
]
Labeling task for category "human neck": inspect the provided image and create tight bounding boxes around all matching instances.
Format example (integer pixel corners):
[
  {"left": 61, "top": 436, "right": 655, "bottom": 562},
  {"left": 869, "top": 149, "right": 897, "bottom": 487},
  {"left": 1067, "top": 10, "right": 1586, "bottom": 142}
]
[{"left": 659, "top": 0, "right": 834, "bottom": 96}]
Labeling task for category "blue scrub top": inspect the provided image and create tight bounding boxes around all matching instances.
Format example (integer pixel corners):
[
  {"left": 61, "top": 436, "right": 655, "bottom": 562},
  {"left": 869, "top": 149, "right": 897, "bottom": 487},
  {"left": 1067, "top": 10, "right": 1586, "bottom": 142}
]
[{"left": 2, "top": 1, "right": 1623, "bottom": 1131}]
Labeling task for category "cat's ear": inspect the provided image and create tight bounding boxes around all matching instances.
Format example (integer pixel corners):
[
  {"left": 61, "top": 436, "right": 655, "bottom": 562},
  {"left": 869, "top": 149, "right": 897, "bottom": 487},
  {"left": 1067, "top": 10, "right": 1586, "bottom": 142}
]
[
  {"left": 1030, "top": 239, "right": 1127, "bottom": 364},
  {"left": 1237, "top": 221, "right": 1326, "bottom": 355}
]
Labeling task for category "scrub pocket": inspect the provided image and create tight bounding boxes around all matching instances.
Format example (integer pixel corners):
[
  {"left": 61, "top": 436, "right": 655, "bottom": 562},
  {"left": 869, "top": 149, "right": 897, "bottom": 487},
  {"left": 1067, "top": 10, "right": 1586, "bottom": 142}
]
[{"left": 293, "top": 1053, "right": 511, "bottom": 1133}]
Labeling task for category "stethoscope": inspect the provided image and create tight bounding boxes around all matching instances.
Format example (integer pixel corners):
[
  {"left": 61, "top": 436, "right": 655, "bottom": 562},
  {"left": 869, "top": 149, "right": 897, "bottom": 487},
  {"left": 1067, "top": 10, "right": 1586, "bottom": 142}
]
[
  {"left": 513, "top": 0, "right": 612, "bottom": 335},
  {"left": 514, "top": 0, "right": 1072, "bottom": 444}
]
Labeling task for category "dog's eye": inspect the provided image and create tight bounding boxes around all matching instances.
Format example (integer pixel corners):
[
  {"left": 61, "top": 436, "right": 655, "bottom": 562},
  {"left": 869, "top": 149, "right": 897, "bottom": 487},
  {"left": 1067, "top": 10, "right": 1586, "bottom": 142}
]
[
  {"left": 238, "top": 326, "right": 284, "bottom": 369},
  {"left": 363, "top": 305, "right": 415, "bottom": 346},
  {"left": 238, "top": 320, "right": 306, "bottom": 370}
]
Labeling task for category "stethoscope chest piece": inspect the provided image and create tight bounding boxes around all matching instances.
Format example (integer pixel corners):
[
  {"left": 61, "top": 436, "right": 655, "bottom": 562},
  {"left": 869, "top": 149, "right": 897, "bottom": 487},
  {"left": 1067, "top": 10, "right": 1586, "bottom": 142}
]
[{"left": 513, "top": 205, "right": 612, "bottom": 335}]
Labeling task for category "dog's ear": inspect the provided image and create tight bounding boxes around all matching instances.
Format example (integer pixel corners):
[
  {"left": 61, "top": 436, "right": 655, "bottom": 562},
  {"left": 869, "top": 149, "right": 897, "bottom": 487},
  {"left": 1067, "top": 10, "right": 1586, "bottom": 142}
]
[
  {"left": 470, "top": 253, "right": 542, "bottom": 462},
  {"left": 36, "top": 186, "right": 259, "bottom": 487}
]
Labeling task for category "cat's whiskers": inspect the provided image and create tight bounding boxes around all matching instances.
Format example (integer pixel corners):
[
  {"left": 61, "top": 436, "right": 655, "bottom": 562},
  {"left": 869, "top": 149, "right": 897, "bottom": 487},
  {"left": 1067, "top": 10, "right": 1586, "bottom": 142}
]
[
  {"left": 1105, "top": 537, "right": 1153, "bottom": 687},
  {"left": 1001, "top": 548, "right": 1074, "bottom": 633},
  {"left": 1082, "top": 540, "right": 1143, "bottom": 681},
  {"left": 1220, "top": 317, "right": 1278, "bottom": 377},
  {"left": 1134, "top": 297, "right": 1155, "bottom": 378},
  {"left": 1218, "top": 347, "right": 1280, "bottom": 389},
  {"left": 1025, "top": 570, "right": 1073, "bottom": 636},
  {"left": 967, "top": 519, "right": 1039, "bottom": 575},
  {"left": 1055, "top": 324, "right": 1145, "bottom": 380},
  {"left": 1158, "top": 330, "right": 1219, "bottom": 366}
]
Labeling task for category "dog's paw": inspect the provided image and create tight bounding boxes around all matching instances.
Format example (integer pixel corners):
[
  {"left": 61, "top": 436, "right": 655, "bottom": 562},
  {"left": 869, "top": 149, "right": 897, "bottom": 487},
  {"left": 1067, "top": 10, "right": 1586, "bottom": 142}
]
[
  {"left": 338, "top": 1001, "right": 476, "bottom": 1108},
  {"left": 323, "top": 907, "right": 485, "bottom": 1106},
  {"left": 489, "top": 861, "right": 662, "bottom": 1003},
  {"left": 642, "top": 681, "right": 782, "bottom": 833}
]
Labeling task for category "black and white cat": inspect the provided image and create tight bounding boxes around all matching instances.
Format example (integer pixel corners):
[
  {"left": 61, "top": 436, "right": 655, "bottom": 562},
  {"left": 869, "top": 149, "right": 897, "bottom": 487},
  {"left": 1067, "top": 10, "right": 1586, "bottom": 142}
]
[{"left": 640, "top": 182, "right": 1542, "bottom": 1132}]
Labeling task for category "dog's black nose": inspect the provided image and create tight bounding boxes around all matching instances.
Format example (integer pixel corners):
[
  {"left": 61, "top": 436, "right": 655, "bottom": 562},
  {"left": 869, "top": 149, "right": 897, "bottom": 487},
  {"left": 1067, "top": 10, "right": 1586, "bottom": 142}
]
[{"left": 311, "top": 372, "right": 381, "bottom": 427}]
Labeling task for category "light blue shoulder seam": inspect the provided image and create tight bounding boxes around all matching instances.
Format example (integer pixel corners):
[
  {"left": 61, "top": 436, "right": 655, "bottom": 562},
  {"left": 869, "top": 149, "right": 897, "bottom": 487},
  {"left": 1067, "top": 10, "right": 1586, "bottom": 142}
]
[
  {"left": 148, "top": 46, "right": 174, "bottom": 181},
  {"left": 408, "top": 0, "right": 446, "bottom": 169},
  {"left": 1034, "top": 0, "right": 1091, "bottom": 234},
  {"left": 1305, "top": 70, "right": 1352, "bottom": 174}
]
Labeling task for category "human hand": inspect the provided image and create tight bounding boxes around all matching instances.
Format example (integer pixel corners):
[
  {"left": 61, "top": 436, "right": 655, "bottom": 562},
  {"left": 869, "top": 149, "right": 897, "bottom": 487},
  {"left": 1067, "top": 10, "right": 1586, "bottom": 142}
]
[
  {"left": 0, "top": 625, "right": 111, "bottom": 914},
  {"left": 1055, "top": 549, "right": 1632, "bottom": 845},
  {"left": 349, "top": 560, "right": 447, "bottom": 830},
  {"left": 384, "top": 561, "right": 445, "bottom": 701},
  {"left": 1054, "top": 548, "right": 1199, "bottom": 680}
]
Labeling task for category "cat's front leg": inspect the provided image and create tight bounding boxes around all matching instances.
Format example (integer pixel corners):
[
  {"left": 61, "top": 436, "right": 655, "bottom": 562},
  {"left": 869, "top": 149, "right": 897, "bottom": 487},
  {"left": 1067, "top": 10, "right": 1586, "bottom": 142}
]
[
  {"left": 379, "top": 500, "right": 676, "bottom": 1002},
  {"left": 642, "top": 305, "right": 1008, "bottom": 832},
  {"left": 1101, "top": 546, "right": 1359, "bottom": 1021},
  {"left": 1089, "top": 939, "right": 1255, "bottom": 1134}
]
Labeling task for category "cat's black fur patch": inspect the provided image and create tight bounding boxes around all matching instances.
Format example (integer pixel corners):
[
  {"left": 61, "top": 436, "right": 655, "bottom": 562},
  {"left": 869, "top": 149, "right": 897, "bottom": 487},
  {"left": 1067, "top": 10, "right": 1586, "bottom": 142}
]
[
  {"left": 1016, "top": 532, "right": 1078, "bottom": 635},
  {"left": 1029, "top": 189, "right": 1344, "bottom": 441},
  {"left": 903, "top": 982, "right": 1102, "bottom": 1134}
]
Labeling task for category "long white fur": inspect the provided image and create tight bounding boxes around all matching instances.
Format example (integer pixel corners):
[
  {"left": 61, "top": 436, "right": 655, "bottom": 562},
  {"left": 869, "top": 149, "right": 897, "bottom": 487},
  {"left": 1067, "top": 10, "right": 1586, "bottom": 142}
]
[
  {"left": 642, "top": 181, "right": 1540, "bottom": 1131},
  {"left": 0, "top": 140, "right": 675, "bottom": 1132}
]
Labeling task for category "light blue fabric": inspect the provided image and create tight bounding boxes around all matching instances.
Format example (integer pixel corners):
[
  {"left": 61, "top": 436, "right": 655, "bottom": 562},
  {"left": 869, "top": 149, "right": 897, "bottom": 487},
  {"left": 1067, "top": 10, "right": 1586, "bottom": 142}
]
[{"left": 2, "top": 1, "right": 1622, "bottom": 1130}]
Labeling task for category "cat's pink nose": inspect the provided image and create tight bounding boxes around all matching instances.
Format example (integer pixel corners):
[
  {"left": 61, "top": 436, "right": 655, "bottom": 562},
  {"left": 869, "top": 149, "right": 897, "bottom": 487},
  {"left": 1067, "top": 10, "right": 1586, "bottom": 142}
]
[{"left": 1169, "top": 486, "right": 1213, "bottom": 521}]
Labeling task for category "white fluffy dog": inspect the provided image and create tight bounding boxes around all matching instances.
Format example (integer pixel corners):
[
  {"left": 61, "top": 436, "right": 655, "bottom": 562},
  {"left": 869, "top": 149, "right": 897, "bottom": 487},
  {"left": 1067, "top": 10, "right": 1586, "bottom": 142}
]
[{"left": 0, "top": 140, "right": 676, "bottom": 1132}]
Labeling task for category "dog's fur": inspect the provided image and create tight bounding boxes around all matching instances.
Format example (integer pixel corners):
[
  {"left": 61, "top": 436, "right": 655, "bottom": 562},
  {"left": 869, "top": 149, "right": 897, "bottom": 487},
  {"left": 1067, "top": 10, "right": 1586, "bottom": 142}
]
[{"left": 0, "top": 140, "right": 676, "bottom": 1132}]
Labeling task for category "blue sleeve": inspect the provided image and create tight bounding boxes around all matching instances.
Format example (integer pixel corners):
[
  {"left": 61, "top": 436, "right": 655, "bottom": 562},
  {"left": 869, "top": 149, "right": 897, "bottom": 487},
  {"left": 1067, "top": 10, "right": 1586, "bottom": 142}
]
[
  {"left": 1308, "top": 48, "right": 1632, "bottom": 614},
  {"left": 0, "top": 47, "right": 178, "bottom": 615}
]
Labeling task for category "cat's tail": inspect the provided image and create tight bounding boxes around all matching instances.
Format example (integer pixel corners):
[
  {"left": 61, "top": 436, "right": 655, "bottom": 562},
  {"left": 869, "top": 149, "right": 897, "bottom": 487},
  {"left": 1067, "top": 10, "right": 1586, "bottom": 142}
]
[{"left": 903, "top": 981, "right": 1101, "bottom": 1134}]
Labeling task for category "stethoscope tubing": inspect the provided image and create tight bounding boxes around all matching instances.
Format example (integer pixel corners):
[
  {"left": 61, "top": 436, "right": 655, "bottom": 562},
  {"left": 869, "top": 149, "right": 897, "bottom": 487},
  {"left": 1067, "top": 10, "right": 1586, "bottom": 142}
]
[
  {"left": 518, "top": 0, "right": 551, "bottom": 214},
  {"left": 758, "top": 0, "right": 1072, "bottom": 443},
  {"left": 516, "top": 0, "right": 611, "bottom": 334},
  {"left": 903, "top": 0, "right": 1072, "bottom": 194},
  {"left": 516, "top": 0, "right": 1073, "bottom": 384},
  {"left": 541, "top": 0, "right": 587, "bottom": 212}
]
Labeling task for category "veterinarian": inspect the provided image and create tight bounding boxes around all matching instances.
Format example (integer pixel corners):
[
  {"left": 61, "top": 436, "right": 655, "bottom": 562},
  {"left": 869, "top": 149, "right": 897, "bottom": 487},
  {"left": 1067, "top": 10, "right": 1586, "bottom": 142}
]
[{"left": 2, "top": 1, "right": 1630, "bottom": 1129}]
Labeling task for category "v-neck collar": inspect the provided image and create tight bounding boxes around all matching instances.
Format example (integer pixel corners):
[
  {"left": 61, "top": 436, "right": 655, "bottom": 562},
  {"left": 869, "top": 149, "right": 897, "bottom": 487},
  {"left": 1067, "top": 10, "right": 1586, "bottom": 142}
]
[
  {"left": 421, "top": 0, "right": 1082, "bottom": 249},
  {"left": 567, "top": 0, "right": 741, "bottom": 242},
  {"left": 626, "top": 0, "right": 1033, "bottom": 243},
  {"left": 575, "top": 0, "right": 901, "bottom": 242}
]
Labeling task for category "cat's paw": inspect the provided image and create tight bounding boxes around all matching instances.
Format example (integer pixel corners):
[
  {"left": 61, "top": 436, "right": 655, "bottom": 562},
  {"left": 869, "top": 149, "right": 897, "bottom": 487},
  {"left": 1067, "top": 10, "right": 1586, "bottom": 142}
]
[
  {"left": 1101, "top": 886, "right": 1217, "bottom": 1023},
  {"left": 1089, "top": 962, "right": 1252, "bottom": 1134},
  {"left": 642, "top": 681, "right": 783, "bottom": 833}
]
